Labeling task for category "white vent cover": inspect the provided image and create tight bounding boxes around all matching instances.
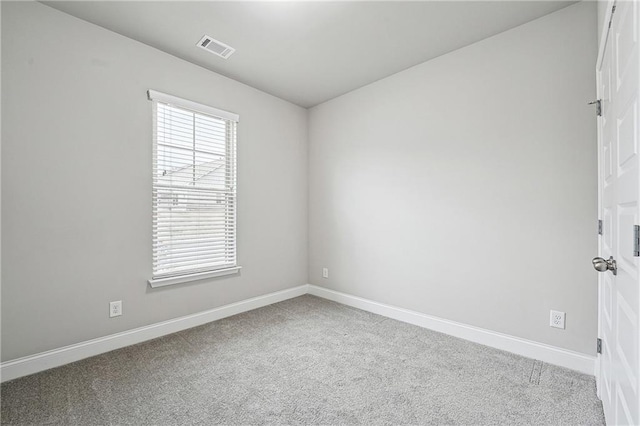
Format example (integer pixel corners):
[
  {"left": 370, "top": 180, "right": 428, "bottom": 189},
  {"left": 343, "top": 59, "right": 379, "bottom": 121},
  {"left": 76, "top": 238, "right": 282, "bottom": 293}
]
[{"left": 197, "top": 35, "right": 235, "bottom": 59}]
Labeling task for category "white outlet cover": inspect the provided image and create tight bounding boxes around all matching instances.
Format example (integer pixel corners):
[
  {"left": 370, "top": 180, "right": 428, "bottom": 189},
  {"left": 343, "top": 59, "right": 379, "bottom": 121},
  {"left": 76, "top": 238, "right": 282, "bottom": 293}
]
[
  {"left": 322, "top": 268, "right": 329, "bottom": 279},
  {"left": 110, "top": 301, "right": 122, "bottom": 318},
  {"left": 550, "top": 310, "right": 565, "bottom": 329}
]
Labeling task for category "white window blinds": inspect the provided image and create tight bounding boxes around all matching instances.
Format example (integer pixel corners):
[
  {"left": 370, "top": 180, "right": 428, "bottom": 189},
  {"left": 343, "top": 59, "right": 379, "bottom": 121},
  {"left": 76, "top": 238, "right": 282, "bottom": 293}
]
[{"left": 148, "top": 90, "right": 239, "bottom": 286}]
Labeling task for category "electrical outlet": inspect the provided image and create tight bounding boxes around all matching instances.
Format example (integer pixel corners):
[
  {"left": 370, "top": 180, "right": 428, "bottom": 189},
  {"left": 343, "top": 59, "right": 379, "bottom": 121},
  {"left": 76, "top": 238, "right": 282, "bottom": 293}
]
[
  {"left": 322, "top": 268, "right": 329, "bottom": 279},
  {"left": 550, "top": 310, "right": 565, "bottom": 329},
  {"left": 110, "top": 301, "right": 122, "bottom": 318}
]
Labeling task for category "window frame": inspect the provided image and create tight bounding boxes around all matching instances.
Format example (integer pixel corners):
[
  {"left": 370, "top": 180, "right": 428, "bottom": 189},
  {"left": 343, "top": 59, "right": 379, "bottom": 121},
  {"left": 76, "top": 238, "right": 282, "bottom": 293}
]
[{"left": 147, "top": 90, "right": 240, "bottom": 288}]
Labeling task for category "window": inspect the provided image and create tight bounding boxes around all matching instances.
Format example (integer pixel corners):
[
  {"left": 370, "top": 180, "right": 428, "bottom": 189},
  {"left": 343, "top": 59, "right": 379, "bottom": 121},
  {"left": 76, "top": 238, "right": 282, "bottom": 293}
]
[{"left": 147, "top": 90, "right": 239, "bottom": 287}]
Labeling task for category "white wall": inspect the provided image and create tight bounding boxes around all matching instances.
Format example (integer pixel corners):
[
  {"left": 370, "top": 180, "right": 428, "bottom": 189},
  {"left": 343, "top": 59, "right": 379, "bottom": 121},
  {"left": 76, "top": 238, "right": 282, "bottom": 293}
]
[
  {"left": 3, "top": 1, "right": 600, "bottom": 363},
  {"left": 1, "top": 2, "right": 308, "bottom": 361},
  {"left": 308, "top": 2, "right": 598, "bottom": 355}
]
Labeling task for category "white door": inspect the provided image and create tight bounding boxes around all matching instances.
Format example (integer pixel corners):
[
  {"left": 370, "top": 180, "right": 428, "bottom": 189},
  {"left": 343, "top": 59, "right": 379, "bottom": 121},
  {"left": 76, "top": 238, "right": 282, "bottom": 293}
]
[{"left": 596, "top": 1, "right": 640, "bottom": 425}]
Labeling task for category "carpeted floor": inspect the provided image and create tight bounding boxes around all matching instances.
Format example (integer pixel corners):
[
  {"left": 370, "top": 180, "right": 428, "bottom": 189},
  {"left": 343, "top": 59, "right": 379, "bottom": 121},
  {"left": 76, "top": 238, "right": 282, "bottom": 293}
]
[{"left": 1, "top": 295, "right": 605, "bottom": 425}]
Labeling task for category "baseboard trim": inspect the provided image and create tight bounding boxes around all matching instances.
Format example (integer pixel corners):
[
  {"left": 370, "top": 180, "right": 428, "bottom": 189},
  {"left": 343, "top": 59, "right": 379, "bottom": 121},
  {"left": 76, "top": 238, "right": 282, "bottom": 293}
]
[
  {"left": 0, "top": 285, "right": 308, "bottom": 383},
  {"left": 307, "top": 284, "right": 596, "bottom": 375},
  {"left": 1, "top": 283, "right": 596, "bottom": 382}
]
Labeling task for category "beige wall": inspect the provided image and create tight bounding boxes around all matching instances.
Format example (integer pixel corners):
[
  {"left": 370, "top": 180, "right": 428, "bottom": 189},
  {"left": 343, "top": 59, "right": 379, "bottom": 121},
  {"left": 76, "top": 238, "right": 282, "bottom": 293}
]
[
  {"left": 308, "top": 2, "right": 598, "bottom": 355},
  {"left": 1, "top": 2, "right": 308, "bottom": 361}
]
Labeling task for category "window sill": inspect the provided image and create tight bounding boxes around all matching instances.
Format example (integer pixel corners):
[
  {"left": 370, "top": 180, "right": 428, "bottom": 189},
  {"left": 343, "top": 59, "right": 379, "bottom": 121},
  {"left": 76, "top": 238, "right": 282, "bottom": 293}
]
[{"left": 148, "top": 266, "right": 241, "bottom": 288}]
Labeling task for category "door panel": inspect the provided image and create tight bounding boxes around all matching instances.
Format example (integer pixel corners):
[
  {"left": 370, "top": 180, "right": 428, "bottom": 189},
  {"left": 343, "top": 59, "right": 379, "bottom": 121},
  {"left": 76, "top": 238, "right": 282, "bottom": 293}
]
[
  {"left": 599, "top": 21, "right": 616, "bottom": 419},
  {"left": 597, "top": 1, "right": 640, "bottom": 425},
  {"left": 613, "top": 1, "right": 639, "bottom": 423}
]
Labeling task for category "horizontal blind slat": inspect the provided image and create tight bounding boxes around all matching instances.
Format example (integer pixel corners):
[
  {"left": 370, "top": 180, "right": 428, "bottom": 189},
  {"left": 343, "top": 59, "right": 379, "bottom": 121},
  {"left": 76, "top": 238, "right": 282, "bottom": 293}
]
[
  {"left": 154, "top": 242, "right": 236, "bottom": 252},
  {"left": 155, "top": 249, "right": 236, "bottom": 262},
  {"left": 156, "top": 250, "right": 236, "bottom": 261},
  {"left": 154, "top": 243, "right": 236, "bottom": 256},
  {"left": 155, "top": 255, "right": 236, "bottom": 270},
  {"left": 153, "top": 241, "right": 236, "bottom": 251}
]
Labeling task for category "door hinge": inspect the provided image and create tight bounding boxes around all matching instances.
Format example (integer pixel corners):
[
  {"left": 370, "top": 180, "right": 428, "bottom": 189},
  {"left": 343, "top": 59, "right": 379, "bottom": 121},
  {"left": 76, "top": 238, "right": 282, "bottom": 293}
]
[
  {"left": 589, "top": 100, "right": 602, "bottom": 116},
  {"left": 608, "top": 5, "right": 616, "bottom": 29},
  {"left": 597, "top": 338, "right": 602, "bottom": 354},
  {"left": 634, "top": 225, "right": 639, "bottom": 257},
  {"left": 598, "top": 219, "right": 603, "bottom": 235}
]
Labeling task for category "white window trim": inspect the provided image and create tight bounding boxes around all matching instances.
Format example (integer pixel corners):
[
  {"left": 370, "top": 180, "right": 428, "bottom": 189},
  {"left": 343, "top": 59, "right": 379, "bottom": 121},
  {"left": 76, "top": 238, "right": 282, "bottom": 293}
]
[
  {"left": 147, "top": 90, "right": 239, "bottom": 122},
  {"left": 148, "top": 266, "right": 242, "bottom": 288},
  {"left": 148, "top": 89, "right": 240, "bottom": 287}
]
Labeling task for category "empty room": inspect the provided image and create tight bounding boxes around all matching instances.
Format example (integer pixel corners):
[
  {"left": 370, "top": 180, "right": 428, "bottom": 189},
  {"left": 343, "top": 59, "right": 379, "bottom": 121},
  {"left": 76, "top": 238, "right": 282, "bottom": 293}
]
[{"left": 1, "top": 0, "right": 639, "bottom": 424}]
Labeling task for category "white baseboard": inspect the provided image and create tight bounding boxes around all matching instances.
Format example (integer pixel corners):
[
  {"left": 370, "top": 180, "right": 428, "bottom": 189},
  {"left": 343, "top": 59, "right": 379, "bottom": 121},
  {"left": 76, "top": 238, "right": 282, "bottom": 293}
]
[
  {"left": 0, "top": 285, "right": 308, "bottom": 383},
  {"left": 1, "top": 283, "right": 596, "bottom": 382},
  {"left": 307, "top": 284, "right": 596, "bottom": 375}
]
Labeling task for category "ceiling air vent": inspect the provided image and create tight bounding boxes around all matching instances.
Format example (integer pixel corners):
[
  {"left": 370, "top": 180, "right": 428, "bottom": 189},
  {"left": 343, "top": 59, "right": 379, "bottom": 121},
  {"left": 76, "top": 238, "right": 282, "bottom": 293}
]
[{"left": 197, "top": 35, "right": 235, "bottom": 59}]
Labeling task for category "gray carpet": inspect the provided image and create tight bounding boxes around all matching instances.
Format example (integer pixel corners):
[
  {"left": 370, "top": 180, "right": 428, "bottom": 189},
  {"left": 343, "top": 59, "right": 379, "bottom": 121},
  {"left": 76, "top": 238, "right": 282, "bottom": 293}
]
[{"left": 1, "top": 295, "right": 605, "bottom": 425}]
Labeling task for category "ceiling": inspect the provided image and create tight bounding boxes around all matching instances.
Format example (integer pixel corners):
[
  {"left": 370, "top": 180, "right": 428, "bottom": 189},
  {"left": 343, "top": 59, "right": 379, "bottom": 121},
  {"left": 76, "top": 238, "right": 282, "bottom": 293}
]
[{"left": 43, "top": 1, "right": 575, "bottom": 108}]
